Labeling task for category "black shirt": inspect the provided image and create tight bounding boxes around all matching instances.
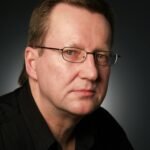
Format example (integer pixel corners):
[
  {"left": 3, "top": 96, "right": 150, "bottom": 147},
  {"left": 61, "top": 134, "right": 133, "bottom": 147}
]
[{"left": 0, "top": 82, "right": 134, "bottom": 150}]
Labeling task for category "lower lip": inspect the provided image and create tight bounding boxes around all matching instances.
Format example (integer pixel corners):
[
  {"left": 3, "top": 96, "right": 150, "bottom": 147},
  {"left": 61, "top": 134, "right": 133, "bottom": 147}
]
[{"left": 72, "top": 90, "right": 95, "bottom": 97}]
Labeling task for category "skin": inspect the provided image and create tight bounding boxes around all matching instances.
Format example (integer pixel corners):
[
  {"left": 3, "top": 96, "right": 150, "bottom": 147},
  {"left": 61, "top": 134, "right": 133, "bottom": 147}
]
[{"left": 25, "top": 3, "right": 111, "bottom": 150}]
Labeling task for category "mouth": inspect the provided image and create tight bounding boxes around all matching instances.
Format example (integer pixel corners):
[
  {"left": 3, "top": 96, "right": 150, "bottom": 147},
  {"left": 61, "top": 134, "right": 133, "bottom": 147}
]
[{"left": 71, "top": 89, "right": 96, "bottom": 97}]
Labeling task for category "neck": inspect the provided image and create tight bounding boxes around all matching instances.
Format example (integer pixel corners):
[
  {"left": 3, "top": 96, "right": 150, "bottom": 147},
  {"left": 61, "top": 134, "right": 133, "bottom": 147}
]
[{"left": 45, "top": 109, "right": 80, "bottom": 144}]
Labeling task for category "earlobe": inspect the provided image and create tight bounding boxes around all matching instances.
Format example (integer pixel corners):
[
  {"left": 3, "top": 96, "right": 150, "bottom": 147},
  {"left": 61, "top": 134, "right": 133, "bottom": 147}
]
[{"left": 25, "top": 46, "right": 39, "bottom": 80}]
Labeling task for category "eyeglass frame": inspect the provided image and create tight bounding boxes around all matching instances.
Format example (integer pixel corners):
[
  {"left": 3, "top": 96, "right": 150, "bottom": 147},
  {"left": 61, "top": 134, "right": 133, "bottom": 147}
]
[{"left": 30, "top": 45, "right": 120, "bottom": 66}]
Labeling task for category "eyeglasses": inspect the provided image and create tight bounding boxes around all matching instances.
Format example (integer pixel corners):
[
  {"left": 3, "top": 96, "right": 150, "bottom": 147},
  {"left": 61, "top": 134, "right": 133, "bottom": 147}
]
[{"left": 32, "top": 46, "right": 120, "bottom": 66}]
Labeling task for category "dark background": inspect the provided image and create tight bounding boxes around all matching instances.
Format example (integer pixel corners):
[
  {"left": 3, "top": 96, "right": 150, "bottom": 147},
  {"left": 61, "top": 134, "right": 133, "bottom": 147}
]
[{"left": 0, "top": 0, "right": 150, "bottom": 149}]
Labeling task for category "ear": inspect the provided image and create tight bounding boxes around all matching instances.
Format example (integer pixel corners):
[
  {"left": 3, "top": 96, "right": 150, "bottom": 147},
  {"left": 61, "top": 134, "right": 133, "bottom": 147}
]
[{"left": 25, "top": 46, "right": 39, "bottom": 80}]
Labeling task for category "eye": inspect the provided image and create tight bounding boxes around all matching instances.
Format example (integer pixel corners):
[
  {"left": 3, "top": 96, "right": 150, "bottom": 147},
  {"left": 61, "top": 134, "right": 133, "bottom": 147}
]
[
  {"left": 63, "top": 48, "right": 81, "bottom": 58},
  {"left": 65, "top": 49, "right": 78, "bottom": 56},
  {"left": 95, "top": 53, "right": 110, "bottom": 65},
  {"left": 62, "top": 48, "right": 85, "bottom": 62},
  {"left": 96, "top": 54, "right": 108, "bottom": 59}
]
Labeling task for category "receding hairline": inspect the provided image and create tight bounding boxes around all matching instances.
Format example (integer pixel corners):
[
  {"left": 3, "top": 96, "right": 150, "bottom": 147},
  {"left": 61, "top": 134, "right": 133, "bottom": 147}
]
[{"left": 40, "top": 2, "right": 113, "bottom": 46}]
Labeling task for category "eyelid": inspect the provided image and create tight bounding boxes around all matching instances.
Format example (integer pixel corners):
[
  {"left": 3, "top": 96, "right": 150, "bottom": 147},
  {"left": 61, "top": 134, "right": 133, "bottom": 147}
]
[{"left": 94, "top": 48, "right": 110, "bottom": 52}]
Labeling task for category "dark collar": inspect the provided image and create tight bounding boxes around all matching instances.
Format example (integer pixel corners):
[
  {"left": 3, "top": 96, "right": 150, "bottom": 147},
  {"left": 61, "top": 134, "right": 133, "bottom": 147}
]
[{"left": 75, "top": 117, "right": 95, "bottom": 150}]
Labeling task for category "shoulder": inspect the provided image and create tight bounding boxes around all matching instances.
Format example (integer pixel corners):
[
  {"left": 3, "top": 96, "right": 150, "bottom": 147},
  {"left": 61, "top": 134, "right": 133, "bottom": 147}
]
[
  {"left": 79, "top": 107, "right": 125, "bottom": 135},
  {"left": 0, "top": 87, "right": 33, "bottom": 148},
  {"left": 87, "top": 107, "right": 119, "bottom": 123},
  {"left": 0, "top": 87, "right": 21, "bottom": 124},
  {"left": 84, "top": 107, "right": 134, "bottom": 149},
  {"left": 88, "top": 107, "right": 125, "bottom": 133}
]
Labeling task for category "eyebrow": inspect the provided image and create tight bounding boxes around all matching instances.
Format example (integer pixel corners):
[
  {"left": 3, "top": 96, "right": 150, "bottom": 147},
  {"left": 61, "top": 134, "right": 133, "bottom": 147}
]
[
  {"left": 65, "top": 43, "right": 84, "bottom": 49},
  {"left": 94, "top": 48, "right": 111, "bottom": 52},
  {"left": 66, "top": 43, "right": 109, "bottom": 51}
]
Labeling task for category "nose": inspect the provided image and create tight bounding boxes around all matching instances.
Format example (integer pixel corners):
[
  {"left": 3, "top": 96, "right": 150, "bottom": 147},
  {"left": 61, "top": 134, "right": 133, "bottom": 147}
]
[{"left": 79, "top": 54, "right": 98, "bottom": 81}]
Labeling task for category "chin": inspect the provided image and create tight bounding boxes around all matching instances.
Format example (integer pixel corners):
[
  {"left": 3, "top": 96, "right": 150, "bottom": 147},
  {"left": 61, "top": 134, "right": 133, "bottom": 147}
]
[{"left": 68, "top": 103, "right": 99, "bottom": 117}]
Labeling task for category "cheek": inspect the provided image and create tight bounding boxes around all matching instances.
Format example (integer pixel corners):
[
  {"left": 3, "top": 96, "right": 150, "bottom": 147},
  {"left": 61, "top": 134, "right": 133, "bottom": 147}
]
[
  {"left": 100, "top": 67, "right": 110, "bottom": 81},
  {"left": 97, "top": 67, "right": 110, "bottom": 90},
  {"left": 36, "top": 55, "right": 78, "bottom": 89}
]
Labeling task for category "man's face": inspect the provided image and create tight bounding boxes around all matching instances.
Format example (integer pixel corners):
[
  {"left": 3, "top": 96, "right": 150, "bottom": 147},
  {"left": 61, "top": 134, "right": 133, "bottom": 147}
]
[{"left": 34, "top": 3, "right": 111, "bottom": 116}]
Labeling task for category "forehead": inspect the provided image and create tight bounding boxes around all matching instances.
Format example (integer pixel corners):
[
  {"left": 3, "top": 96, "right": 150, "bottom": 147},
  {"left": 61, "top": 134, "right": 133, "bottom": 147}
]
[{"left": 44, "top": 3, "right": 111, "bottom": 49}]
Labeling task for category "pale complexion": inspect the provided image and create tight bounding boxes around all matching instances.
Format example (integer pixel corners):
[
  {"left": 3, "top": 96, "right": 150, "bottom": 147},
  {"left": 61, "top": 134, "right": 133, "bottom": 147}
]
[{"left": 25, "top": 3, "right": 111, "bottom": 150}]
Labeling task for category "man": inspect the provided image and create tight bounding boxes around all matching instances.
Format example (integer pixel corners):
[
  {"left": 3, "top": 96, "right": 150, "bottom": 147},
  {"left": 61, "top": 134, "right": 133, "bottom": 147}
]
[{"left": 0, "top": 0, "right": 134, "bottom": 149}]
